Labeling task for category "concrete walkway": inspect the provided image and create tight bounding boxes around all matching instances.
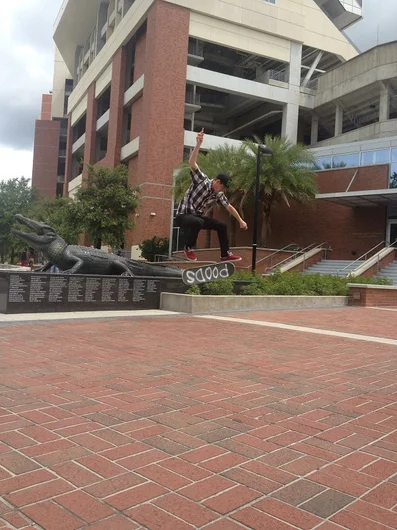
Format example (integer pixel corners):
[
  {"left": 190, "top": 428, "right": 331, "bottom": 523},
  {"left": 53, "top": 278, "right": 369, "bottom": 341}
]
[{"left": 0, "top": 307, "right": 396, "bottom": 529}]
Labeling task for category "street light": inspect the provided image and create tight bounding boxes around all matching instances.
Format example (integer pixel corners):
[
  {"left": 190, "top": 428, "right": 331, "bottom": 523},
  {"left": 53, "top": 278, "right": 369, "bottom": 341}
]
[{"left": 252, "top": 144, "right": 273, "bottom": 274}]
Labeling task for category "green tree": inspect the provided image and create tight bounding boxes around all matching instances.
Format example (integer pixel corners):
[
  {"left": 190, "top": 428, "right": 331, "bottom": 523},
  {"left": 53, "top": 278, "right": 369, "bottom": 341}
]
[
  {"left": 25, "top": 196, "right": 81, "bottom": 245},
  {"left": 73, "top": 164, "right": 140, "bottom": 249},
  {"left": 237, "top": 135, "right": 318, "bottom": 245},
  {"left": 0, "top": 177, "right": 38, "bottom": 262}
]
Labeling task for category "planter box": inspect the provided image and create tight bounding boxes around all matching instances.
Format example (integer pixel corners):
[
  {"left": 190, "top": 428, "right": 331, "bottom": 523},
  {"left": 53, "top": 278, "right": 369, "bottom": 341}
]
[
  {"left": 348, "top": 283, "right": 397, "bottom": 307},
  {"left": 161, "top": 293, "right": 348, "bottom": 314}
]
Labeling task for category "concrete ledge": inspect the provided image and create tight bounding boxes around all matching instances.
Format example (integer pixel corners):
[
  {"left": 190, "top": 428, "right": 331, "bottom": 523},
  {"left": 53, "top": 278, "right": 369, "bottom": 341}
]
[
  {"left": 160, "top": 293, "right": 348, "bottom": 314},
  {"left": 347, "top": 283, "right": 397, "bottom": 290}
]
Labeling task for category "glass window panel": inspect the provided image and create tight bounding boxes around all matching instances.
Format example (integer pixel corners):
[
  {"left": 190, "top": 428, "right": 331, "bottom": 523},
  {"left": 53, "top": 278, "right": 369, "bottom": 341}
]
[
  {"left": 391, "top": 148, "right": 397, "bottom": 162},
  {"left": 314, "top": 156, "right": 332, "bottom": 170},
  {"left": 332, "top": 153, "right": 360, "bottom": 168},
  {"left": 361, "top": 149, "right": 390, "bottom": 165},
  {"left": 390, "top": 163, "right": 397, "bottom": 189}
]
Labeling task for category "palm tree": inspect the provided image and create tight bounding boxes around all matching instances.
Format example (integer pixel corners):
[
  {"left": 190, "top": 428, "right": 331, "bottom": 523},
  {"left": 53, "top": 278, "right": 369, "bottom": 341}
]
[{"left": 236, "top": 135, "right": 318, "bottom": 245}]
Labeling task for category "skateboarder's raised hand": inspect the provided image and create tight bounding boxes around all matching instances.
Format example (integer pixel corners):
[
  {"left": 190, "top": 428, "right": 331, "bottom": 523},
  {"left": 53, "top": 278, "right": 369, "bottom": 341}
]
[
  {"left": 189, "top": 128, "right": 205, "bottom": 170},
  {"left": 196, "top": 128, "right": 204, "bottom": 146}
]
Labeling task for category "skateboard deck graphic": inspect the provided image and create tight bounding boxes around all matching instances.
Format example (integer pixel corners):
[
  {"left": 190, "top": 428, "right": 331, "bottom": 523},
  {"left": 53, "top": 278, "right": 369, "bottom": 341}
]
[{"left": 182, "top": 261, "right": 235, "bottom": 286}]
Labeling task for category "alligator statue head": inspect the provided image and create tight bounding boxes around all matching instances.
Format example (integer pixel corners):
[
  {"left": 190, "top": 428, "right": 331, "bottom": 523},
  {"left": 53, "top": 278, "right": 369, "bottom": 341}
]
[{"left": 12, "top": 214, "right": 65, "bottom": 252}]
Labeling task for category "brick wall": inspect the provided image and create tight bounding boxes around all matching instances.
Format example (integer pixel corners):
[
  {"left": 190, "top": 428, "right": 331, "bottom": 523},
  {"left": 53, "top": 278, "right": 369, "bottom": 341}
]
[
  {"left": 63, "top": 116, "right": 73, "bottom": 196},
  {"left": 40, "top": 94, "right": 52, "bottom": 120},
  {"left": 102, "top": 47, "right": 126, "bottom": 168},
  {"left": 267, "top": 166, "right": 389, "bottom": 260},
  {"left": 83, "top": 83, "right": 98, "bottom": 173},
  {"left": 349, "top": 285, "right": 397, "bottom": 307},
  {"left": 198, "top": 166, "right": 389, "bottom": 260},
  {"left": 31, "top": 120, "right": 61, "bottom": 197}
]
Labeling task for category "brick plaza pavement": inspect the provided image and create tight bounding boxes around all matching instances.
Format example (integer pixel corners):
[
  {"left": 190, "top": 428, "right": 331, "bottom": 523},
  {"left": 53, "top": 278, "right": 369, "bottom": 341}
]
[{"left": 0, "top": 307, "right": 396, "bottom": 529}]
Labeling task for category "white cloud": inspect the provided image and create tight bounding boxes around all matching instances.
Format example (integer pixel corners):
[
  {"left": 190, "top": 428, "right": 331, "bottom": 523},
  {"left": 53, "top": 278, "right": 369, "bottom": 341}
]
[
  {"left": 0, "top": 147, "right": 34, "bottom": 181},
  {"left": 0, "top": 0, "right": 63, "bottom": 182}
]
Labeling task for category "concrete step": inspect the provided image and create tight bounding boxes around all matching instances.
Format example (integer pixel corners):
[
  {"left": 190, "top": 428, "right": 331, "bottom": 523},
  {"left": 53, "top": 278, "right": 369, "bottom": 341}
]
[{"left": 304, "top": 260, "right": 364, "bottom": 277}]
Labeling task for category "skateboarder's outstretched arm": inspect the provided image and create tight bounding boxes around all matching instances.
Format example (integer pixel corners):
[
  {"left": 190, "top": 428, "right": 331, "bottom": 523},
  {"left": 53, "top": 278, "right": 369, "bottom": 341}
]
[{"left": 226, "top": 204, "right": 248, "bottom": 231}]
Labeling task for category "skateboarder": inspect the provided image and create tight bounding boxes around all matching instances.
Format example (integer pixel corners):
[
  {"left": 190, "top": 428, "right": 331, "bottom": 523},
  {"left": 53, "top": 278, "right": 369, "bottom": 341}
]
[{"left": 175, "top": 128, "right": 248, "bottom": 262}]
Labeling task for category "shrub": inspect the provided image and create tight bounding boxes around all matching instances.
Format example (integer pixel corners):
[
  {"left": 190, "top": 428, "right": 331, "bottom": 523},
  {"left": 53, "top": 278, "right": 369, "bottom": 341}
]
[
  {"left": 199, "top": 277, "right": 234, "bottom": 295},
  {"left": 189, "top": 271, "right": 392, "bottom": 296},
  {"left": 139, "top": 236, "right": 169, "bottom": 262},
  {"left": 186, "top": 285, "right": 201, "bottom": 295}
]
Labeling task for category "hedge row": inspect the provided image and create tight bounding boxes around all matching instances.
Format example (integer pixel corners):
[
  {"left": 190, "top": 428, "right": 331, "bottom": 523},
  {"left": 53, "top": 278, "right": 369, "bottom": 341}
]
[{"left": 186, "top": 270, "right": 391, "bottom": 296}]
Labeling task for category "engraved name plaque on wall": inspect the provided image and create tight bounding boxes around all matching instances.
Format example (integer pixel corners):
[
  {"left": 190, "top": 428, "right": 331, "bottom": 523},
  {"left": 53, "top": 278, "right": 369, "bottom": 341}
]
[
  {"left": 8, "top": 275, "right": 30, "bottom": 303},
  {"left": 29, "top": 276, "right": 48, "bottom": 303},
  {"left": 0, "top": 272, "right": 186, "bottom": 314}
]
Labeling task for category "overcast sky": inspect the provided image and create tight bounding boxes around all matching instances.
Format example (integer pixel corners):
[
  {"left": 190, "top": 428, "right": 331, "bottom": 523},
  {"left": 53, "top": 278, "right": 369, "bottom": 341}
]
[{"left": 0, "top": 0, "right": 396, "bottom": 183}]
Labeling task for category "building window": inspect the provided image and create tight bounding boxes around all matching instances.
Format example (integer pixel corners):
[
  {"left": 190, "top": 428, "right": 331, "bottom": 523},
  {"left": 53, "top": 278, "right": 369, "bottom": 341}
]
[
  {"left": 391, "top": 148, "right": 397, "bottom": 162},
  {"left": 315, "top": 156, "right": 332, "bottom": 170},
  {"left": 361, "top": 149, "right": 390, "bottom": 166},
  {"left": 263, "top": 0, "right": 276, "bottom": 4},
  {"left": 332, "top": 153, "right": 360, "bottom": 168}
]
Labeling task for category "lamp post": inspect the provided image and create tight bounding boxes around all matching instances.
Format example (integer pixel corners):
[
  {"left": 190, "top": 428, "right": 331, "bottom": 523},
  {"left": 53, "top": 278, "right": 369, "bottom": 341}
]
[{"left": 251, "top": 144, "right": 273, "bottom": 274}]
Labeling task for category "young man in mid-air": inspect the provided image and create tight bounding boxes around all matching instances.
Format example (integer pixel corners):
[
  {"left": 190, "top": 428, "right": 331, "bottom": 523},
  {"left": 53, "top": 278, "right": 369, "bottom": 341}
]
[{"left": 175, "top": 128, "right": 248, "bottom": 262}]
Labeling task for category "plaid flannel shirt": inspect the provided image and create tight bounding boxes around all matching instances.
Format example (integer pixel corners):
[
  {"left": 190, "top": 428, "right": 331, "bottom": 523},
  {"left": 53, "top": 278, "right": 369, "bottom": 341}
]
[{"left": 176, "top": 168, "right": 229, "bottom": 216}]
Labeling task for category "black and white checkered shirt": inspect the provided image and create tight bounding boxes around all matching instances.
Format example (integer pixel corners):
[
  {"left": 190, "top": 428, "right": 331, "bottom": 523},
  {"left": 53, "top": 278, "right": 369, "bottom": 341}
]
[{"left": 176, "top": 168, "right": 229, "bottom": 216}]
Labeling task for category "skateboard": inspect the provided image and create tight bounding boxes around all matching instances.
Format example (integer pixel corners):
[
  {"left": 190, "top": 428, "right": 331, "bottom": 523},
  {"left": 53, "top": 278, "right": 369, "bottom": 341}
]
[{"left": 182, "top": 261, "right": 235, "bottom": 286}]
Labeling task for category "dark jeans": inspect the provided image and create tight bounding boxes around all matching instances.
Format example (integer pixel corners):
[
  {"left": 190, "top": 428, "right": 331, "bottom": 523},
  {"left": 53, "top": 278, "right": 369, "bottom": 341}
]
[{"left": 175, "top": 214, "right": 229, "bottom": 257}]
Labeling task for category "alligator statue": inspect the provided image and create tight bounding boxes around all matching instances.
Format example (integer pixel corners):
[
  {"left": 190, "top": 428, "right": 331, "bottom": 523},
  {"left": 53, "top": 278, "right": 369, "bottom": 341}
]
[{"left": 12, "top": 214, "right": 182, "bottom": 278}]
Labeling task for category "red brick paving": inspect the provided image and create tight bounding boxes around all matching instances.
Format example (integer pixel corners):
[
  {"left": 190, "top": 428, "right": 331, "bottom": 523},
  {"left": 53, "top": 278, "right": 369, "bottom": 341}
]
[{"left": 0, "top": 307, "right": 395, "bottom": 529}]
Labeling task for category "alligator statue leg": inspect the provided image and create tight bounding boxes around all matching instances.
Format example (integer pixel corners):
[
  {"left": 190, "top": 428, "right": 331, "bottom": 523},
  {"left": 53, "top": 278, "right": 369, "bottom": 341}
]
[{"left": 62, "top": 257, "right": 85, "bottom": 274}]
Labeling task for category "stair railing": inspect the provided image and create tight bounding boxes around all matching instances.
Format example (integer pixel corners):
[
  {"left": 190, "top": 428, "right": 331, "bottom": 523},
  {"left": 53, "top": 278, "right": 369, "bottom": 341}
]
[
  {"left": 375, "top": 238, "right": 397, "bottom": 273},
  {"left": 238, "top": 243, "right": 301, "bottom": 272},
  {"left": 336, "top": 241, "right": 386, "bottom": 277},
  {"left": 268, "top": 241, "right": 330, "bottom": 274}
]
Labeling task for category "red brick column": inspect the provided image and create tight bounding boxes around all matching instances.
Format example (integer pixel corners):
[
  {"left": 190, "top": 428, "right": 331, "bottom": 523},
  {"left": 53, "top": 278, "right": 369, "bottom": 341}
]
[
  {"left": 129, "top": 28, "right": 146, "bottom": 142},
  {"left": 104, "top": 47, "right": 127, "bottom": 167},
  {"left": 63, "top": 116, "right": 73, "bottom": 196},
  {"left": 127, "top": 0, "right": 190, "bottom": 245},
  {"left": 31, "top": 119, "right": 60, "bottom": 198},
  {"left": 83, "top": 83, "right": 97, "bottom": 175}
]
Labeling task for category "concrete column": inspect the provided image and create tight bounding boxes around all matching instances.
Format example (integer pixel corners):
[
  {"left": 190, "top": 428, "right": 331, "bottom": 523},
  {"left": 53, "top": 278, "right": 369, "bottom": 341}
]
[
  {"left": 379, "top": 83, "right": 391, "bottom": 122},
  {"left": 103, "top": 47, "right": 127, "bottom": 167},
  {"left": 288, "top": 42, "right": 302, "bottom": 88},
  {"left": 311, "top": 113, "right": 319, "bottom": 145},
  {"left": 335, "top": 103, "right": 343, "bottom": 136},
  {"left": 281, "top": 103, "right": 299, "bottom": 143}
]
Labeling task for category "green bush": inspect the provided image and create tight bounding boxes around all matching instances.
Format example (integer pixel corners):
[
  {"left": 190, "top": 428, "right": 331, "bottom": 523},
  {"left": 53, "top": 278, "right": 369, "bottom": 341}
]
[
  {"left": 186, "top": 285, "right": 201, "bottom": 295},
  {"left": 139, "top": 236, "right": 169, "bottom": 262},
  {"left": 200, "top": 277, "right": 234, "bottom": 295},
  {"left": 192, "top": 270, "right": 391, "bottom": 296}
]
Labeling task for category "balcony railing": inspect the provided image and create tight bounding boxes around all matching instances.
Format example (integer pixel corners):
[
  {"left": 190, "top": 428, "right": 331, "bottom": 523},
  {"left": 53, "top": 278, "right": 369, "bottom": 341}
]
[
  {"left": 267, "top": 69, "right": 287, "bottom": 83},
  {"left": 185, "top": 92, "right": 201, "bottom": 106}
]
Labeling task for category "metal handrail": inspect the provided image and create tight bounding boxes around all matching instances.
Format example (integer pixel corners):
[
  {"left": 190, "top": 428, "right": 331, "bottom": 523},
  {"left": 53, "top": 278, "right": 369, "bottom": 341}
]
[
  {"left": 268, "top": 241, "right": 330, "bottom": 273},
  {"left": 336, "top": 241, "right": 386, "bottom": 277},
  {"left": 238, "top": 243, "right": 301, "bottom": 271}
]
